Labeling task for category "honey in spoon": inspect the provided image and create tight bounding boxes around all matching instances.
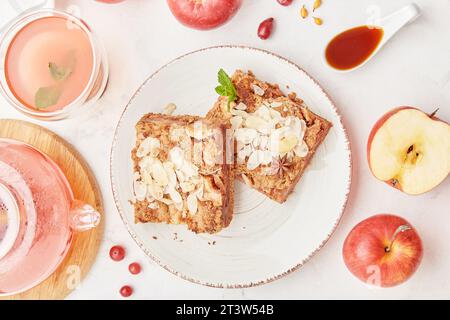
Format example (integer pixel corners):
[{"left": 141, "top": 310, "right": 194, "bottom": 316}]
[{"left": 325, "top": 25, "right": 384, "bottom": 71}]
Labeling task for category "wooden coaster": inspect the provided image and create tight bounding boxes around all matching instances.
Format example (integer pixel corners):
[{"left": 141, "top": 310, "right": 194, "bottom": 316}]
[{"left": 0, "top": 119, "right": 104, "bottom": 300}]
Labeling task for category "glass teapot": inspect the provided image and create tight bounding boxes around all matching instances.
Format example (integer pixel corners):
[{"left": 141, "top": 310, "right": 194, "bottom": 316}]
[{"left": 0, "top": 138, "right": 100, "bottom": 296}]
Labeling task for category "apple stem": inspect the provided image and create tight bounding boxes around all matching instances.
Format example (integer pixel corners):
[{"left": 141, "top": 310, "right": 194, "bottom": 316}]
[
  {"left": 385, "top": 224, "right": 412, "bottom": 253},
  {"left": 429, "top": 108, "right": 439, "bottom": 118}
]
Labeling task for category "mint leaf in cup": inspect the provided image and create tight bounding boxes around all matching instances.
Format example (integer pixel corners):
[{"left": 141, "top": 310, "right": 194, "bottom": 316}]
[
  {"left": 48, "top": 62, "right": 72, "bottom": 81},
  {"left": 35, "top": 85, "right": 62, "bottom": 109}
]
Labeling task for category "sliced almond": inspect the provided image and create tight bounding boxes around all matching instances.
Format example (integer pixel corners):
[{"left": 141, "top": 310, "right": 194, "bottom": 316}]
[
  {"left": 252, "top": 135, "right": 261, "bottom": 149},
  {"left": 174, "top": 201, "right": 184, "bottom": 211},
  {"left": 234, "top": 128, "right": 258, "bottom": 144},
  {"left": 169, "top": 127, "right": 185, "bottom": 142},
  {"left": 260, "top": 136, "right": 269, "bottom": 150},
  {"left": 167, "top": 187, "right": 183, "bottom": 204},
  {"left": 262, "top": 150, "right": 273, "bottom": 165},
  {"left": 159, "top": 197, "right": 174, "bottom": 206},
  {"left": 136, "top": 137, "right": 160, "bottom": 158},
  {"left": 163, "top": 162, "right": 177, "bottom": 187},
  {"left": 294, "top": 141, "right": 309, "bottom": 157},
  {"left": 252, "top": 84, "right": 265, "bottom": 96},
  {"left": 195, "top": 183, "right": 204, "bottom": 200},
  {"left": 175, "top": 169, "right": 186, "bottom": 183},
  {"left": 270, "top": 126, "right": 290, "bottom": 145},
  {"left": 138, "top": 156, "right": 152, "bottom": 171},
  {"left": 238, "top": 144, "right": 253, "bottom": 158},
  {"left": 186, "top": 121, "right": 207, "bottom": 140},
  {"left": 231, "top": 109, "right": 249, "bottom": 118},
  {"left": 181, "top": 162, "right": 199, "bottom": 179},
  {"left": 247, "top": 150, "right": 264, "bottom": 170},
  {"left": 287, "top": 151, "right": 295, "bottom": 162},
  {"left": 279, "top": 135, "right": 299, "bottom": 154},
  {"left": 169, "top": 147, "right": 185, "bottom": 169},
  {"left": 290, "top": 118, "right": 307, "bottom": 141},
  {"left": 255, "top": 105, "right": 272, "bottom": 122},
  {"left": 269, "top": 108, "right": 282, "bottom": 120},
  {"left": 180, "top": 181, "right": 196, "bottom": 193},
  {"left": 151, "top": 160, "right": 169, "bottom": 186},
  {"left": 213, "top": 175, "right": 225, "bottom": 191},
  {"left": 133, "top": 180, "right": 147, "bottom": 201},
  {"left": 163, "top": 103, "right": 177, "bottom": 115},
  {"left": 230, "top": 116, "right": 243, "bottom": 129},
  {"left": 148, "top": 183, "right": 164, "bottom": 200},
  {"left": 187, "top": 193, "right": 198, "bottom": 215},
  {"left": 141, "top": 169, "right": 153, "bottom": 185},
  {"left": 148, "top": 202, "right": 159, "bottom": 210},
  {"left": 270, "top": 101, "right": 283, "bottom": 108},
  {"left": 203, "top": 190, "right": 222, "bottom": 207},
  {"left": 235, "top": 102, "right": 247, "bottom": 110},
  {"left": 245, "top": 115, "right": 270, "bottom": 132},
  {"left": 237, "top": 151, "right": 247, "bottom": 164},
  {"left": 203, "top": 140, "right": 217, "bottom": 167}
]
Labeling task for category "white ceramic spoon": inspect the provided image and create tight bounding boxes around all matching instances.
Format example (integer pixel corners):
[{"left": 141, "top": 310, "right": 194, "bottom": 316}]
[{"left": 325, "top": 3, "right": 421, "bottom": 72}]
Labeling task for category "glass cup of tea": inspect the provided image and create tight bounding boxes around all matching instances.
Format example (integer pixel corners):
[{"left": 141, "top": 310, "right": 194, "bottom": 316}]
[{"left": 0, "top": 9, "right": 109, "bottom": 121}]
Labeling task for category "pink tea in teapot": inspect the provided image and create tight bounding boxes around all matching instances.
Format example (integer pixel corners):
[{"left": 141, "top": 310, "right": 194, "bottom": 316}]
[{"left": 0, "top": 140, "right": 74, "bottom": 295}]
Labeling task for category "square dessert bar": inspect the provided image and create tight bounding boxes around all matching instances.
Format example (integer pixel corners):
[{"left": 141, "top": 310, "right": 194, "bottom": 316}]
[
  {"left": 206, "top": 70, "right": 332, "bottom": 203},
  {"left": 131, "top": 113, "right": 234, "bottom": 234}
]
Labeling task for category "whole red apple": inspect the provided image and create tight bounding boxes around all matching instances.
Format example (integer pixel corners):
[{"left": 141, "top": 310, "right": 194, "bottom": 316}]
[
  {"left": 367, "top": 107, "right": 450, "bottom": 195},
  {"left": 343, "top": 214, "right": 423, "bottom": 287},
  {"left": 167, "top": 0, "right": 243, "bottom": 30}
]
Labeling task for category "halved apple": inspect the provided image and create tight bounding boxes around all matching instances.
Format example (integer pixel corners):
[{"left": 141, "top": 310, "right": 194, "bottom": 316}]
[{"left": 368, "top": 107, "right": 450, "bottom": 195}]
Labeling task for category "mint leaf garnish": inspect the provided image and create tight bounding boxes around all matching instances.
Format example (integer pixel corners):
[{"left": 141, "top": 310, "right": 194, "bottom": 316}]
[
  {"left": 35, "top": 85, "right": 62, "bottom": 109},
  {"left": 215, "top": 86, "right": 227, "bottom": 96},
  {"left": 49, "top": 62, "right": 72, "bottom": 81},
  {"left": 215, "top": 69, "right": 237, "bottom": 111}
]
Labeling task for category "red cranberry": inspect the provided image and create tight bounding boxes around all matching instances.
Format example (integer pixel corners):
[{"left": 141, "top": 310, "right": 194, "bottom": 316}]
[
  {"left": 129, "top": 262, "right": 141, "bottom": 275},
  {"left": 109, "top": 245, "right": 125, "bottom": 261},
  {"left": 258, "top": 18, "right": 274, "bottom": 40},
  {"left": 120, "top": 285, "right": 133, "bottom": 298},
  {"left": 277, "top": 0, "right": 293, "bottom": 6}
]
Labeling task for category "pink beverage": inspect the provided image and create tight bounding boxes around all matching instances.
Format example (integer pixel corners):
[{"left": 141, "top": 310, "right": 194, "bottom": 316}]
[
  {"left": 0, "top": 10, "right": 109, "bottom": 120},
  {"left": 0, "top": 140, "right": 72, "bottom": 294},
  {"left": 0, "top": 139, "right": 100, "bottom": 295},
  {"left": 5, "top": 16, "right": 93, "bottom": 112}
]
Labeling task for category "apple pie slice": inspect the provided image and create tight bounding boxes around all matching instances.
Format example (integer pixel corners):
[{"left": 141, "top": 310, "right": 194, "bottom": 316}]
[
  {"left": 207, "top": 70, "right": 332, "bottom": 203},
  {"left": 131, "top": 113, "right": 234, "bottom": 234}
]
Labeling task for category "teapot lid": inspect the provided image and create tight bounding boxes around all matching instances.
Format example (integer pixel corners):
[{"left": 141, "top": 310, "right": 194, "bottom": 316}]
[{"left": 0, "top": 183, "right": 20, "bottom": 260}]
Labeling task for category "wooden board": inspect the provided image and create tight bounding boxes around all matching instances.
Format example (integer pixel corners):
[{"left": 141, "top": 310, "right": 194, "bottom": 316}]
[{"left": 0, "top": 119, "right": 104, "bottom": 300}]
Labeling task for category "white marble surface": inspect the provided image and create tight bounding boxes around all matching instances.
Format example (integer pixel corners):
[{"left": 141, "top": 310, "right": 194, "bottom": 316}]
[{"left": 0, "top": 0, "right": 449, "bottom": 300}]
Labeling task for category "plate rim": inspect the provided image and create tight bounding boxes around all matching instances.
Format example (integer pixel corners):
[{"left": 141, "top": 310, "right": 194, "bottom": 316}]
[{"left": 110, "top": 45, "right": 353, "bottom": 288}]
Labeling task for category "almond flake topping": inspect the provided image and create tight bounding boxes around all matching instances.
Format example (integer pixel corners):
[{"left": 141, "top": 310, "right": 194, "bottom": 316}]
[
  {"left": 187, "top": 193, "right": 198, "bottom": 215},
  {"left": 163, "top": 103, "right": 177, "bottom": 115},
  {"left": 235, "top": 102, "right": 248, "bottom": 110},
  {"left": 133, "top": 128, "right": 224, "bottom": 217},
  {"left": 231, "top": 101, "right": 308, "bottom": 172},
  {"left": 252, "top": 84, "right": 265, "bottom": 96},
  {"left": 136, "top": 137, "right": 160, "bottom": 158}
]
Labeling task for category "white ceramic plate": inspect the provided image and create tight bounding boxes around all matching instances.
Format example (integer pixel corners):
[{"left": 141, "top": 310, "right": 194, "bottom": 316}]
[{"left": 111, "top": 46, "right": 351, "bottom": 288}]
